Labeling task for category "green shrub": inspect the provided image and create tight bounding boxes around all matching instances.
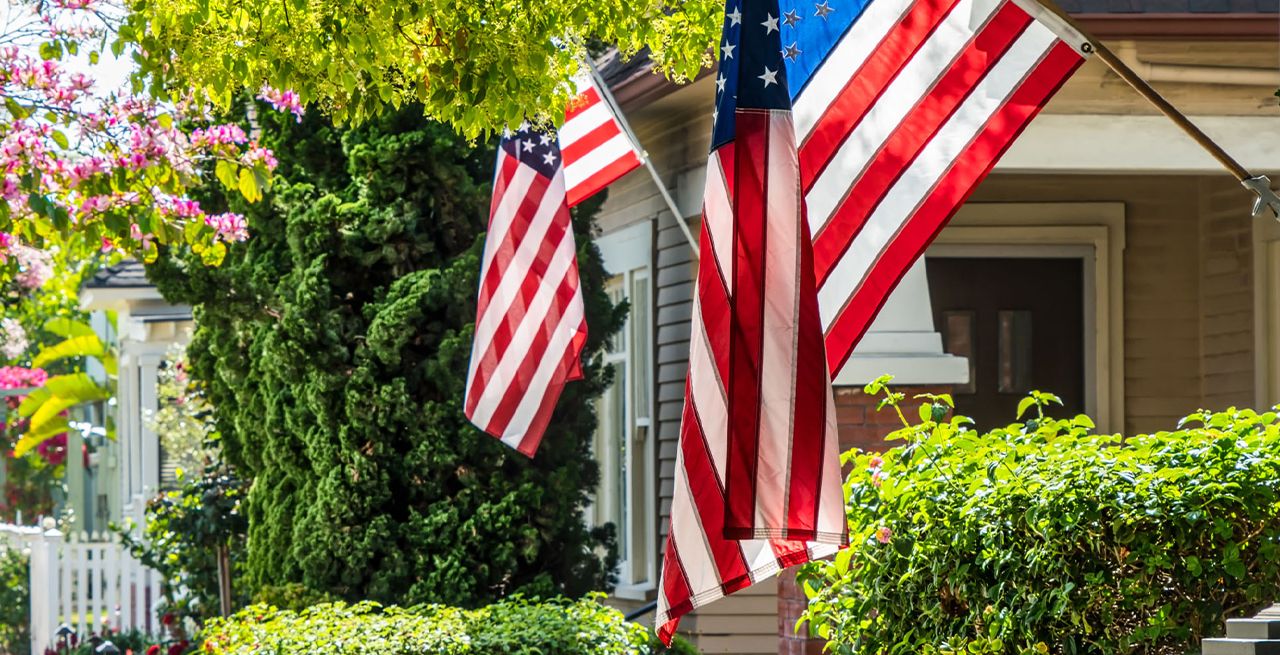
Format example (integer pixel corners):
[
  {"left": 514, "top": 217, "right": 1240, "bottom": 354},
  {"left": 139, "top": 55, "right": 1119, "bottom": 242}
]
[
  {"left": 201, "top": 595, "right": 654, "bottom": 655},
  {"left": 0, "top": 548, "right": 29, "bottom": 655},
  {"left": 147, "top": 106, "right": 623, "bottom": 606},
  {"left": 799, "top": 378, "right": 1280, "bottom": 655}
]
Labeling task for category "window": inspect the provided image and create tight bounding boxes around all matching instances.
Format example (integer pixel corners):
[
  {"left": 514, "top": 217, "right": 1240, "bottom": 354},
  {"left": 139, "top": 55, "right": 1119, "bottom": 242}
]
[{"left": 590, "top": 223, "right": 655, "bottom": 596}]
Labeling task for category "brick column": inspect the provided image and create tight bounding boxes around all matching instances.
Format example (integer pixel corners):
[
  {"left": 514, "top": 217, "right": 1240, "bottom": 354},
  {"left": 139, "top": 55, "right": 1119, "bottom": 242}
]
[{"left": 777, "top": 384, "right": 954, "bottom": 655}]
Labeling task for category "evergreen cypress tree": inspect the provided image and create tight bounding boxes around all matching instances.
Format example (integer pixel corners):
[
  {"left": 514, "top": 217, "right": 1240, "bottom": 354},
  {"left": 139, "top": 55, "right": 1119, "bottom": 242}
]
[{"left": 148, "top": 108, "right": 623, "bottom": 605}]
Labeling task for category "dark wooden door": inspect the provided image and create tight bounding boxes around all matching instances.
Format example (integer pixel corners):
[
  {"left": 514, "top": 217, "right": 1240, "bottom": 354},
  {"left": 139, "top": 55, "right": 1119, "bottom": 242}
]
[{"left": 926, "top": 257, "right": 1085, "bottom": 429}]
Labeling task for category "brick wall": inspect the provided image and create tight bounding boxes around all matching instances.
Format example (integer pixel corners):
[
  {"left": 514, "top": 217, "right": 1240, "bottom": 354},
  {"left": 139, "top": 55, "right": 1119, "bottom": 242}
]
[{"left": 778, "top": 383, "right": 954, "bottom": 655}]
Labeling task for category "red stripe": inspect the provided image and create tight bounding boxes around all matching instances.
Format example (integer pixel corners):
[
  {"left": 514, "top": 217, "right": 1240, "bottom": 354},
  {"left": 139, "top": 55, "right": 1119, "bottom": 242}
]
[
  {"left": 565, "top": 151, "right": 641, "bottom": 207},
  {"left": 825, "top": 42, "right": 1083, "bottom": 375},
  {"left": 656, "top": 537, "right": 693, "bottom": 646},
  {"left": 768, "top": 539, "right": 813, "bottom": 570},
  {"left": 785, "top": 184, "right": 829, "bottom": 538},
  {"left": 488, "top": 150, "right": 520, "bottom": 220},
  {"left": 464, "top": 182, "right": 565, "bottom": 418},
  {"left": 697, "top": 223, "right": 733, "bottom": 386},
  {"left": 472, "top": 172, "right": 551, "bottom": 322},
  {"left": 477, "top": 218, "right": 581, "bottom": 435},
  {"left": 724, "top": 110, "right": 770, "bottom": 538},
  {"left": 511, "top": 317, "right": 587, "bottom": 457},
  {"left": 798, "top": 0, "right": 964, "bottom": 191},
  {"left": 564, "top": 87, "right": 602, "bottom": 121},
  {"left": 682, "top": 391, "right": 752, "bottom": 586},
  {"left": 812, "top": 3, "right": 1032, "bottom": 284},
  {"left": 561, "top": 118, "right": 623, "bottom": 163}
]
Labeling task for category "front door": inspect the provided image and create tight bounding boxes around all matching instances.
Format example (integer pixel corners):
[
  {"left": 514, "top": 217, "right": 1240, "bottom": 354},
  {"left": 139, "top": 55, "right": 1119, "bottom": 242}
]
[{"left": 926, "top": 257, "right": 1085, "bottom": 429}]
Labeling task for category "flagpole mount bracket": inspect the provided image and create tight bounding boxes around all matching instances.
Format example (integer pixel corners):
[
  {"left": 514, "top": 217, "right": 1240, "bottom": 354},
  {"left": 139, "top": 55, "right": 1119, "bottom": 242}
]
[{"left": 1242, "top": 175, "right": 1280, "bottom": 221}]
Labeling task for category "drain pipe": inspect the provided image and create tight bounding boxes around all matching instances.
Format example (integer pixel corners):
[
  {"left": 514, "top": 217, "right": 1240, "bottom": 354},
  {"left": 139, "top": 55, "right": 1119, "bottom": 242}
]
[{"left": 1113, "top": 44, "right": 1280, "bottom": 87}]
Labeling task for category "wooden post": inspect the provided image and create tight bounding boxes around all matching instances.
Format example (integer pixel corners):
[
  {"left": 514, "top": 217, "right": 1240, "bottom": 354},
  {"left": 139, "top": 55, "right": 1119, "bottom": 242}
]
[{"left": 215, "top": 544, "right": 232, "bottom": 617}]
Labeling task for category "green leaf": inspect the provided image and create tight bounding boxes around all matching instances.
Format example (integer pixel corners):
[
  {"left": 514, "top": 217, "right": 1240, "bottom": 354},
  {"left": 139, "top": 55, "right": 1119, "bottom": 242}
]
[
  {"left": 32, "top": 334, "right": 107, "bottom": 369},
  {"left": 43, "top": 317, "right": 96, "bottom": 339},
  {"left": 237, "top": 167, "right": 262, "bottom": 202},
  {"left": 50, "top": 130, "right": 69, "bottom": 150},
  {"left": 215, "top": 160, "right": 238, "bottom": 189},
  {"left": 13, "top": 416, "right": 71, "bottom": 458},
  {"left": 1017, "top": 397, "right": 1036, "bottom": 419}
]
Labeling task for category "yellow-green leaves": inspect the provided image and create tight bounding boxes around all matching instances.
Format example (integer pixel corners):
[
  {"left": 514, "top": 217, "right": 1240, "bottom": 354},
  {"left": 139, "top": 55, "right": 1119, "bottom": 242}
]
[{"left": 118, "top": 0, "right": 723, "bottom": 138}]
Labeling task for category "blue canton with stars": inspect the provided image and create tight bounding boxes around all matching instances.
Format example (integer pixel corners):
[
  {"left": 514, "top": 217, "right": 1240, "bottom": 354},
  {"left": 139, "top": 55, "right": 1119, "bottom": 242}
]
[
  {"left": 711, "top": 0, "right": 792, "bottom": 151},
  {"left": 778, "top": 0, "right": 871, "bottom": 98},
  {"left": 712, "top": 0, "right": 869, "bottom": 150},
  {"left": 500, "top": 124, "right": 562, "bottom": 178}
]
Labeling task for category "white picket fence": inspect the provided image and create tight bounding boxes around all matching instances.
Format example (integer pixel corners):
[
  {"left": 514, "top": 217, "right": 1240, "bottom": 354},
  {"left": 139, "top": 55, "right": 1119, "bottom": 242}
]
[{"left": 1, "top": 523, "right": 163, "bottom": 655}]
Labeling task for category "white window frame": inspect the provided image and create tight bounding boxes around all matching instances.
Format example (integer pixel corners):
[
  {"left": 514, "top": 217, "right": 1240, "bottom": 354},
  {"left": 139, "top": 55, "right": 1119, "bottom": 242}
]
[{"left": 591, "top": 221, "right": 656, "bottom": 599}]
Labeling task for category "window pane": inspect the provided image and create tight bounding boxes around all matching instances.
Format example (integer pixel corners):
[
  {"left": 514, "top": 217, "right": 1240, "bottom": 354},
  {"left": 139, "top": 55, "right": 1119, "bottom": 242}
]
[
  {"left": 593, "top": 371, "right": 627, "bottom": 562},
  {"left": 631, "top": 276, "right": 651, "bottom": 421},
  {"left": 606, "top": 276, "right": 626, "bottom": 354}
]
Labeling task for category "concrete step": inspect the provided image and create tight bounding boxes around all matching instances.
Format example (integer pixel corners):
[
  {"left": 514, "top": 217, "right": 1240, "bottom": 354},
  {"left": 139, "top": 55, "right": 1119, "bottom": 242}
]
[
  {"left": 1228, "top": 619, "right": 1280, "bottom": 640},
  {"left": 1202, "top": 638, "right": 1280, "bottom": 655}
]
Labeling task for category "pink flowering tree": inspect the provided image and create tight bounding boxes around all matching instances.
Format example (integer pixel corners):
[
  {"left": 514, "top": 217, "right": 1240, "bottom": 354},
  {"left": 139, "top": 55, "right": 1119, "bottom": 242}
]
[{"left": 0, "top": 0, "right": 297, "bottom": 288}]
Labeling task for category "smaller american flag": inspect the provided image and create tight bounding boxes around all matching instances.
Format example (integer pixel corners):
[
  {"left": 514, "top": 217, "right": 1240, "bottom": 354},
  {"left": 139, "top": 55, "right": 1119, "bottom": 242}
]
[
  {"left": 560, "top": 73, "right": 644, "bottom": 208},
  {"left": 465, "top": 125, "right": 587, "bottom": 456}
]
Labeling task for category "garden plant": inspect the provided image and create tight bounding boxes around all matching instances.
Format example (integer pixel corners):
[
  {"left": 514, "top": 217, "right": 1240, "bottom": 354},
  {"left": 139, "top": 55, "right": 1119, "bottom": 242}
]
[{"left": 799, "top": 378, "right": 1280, "bottom": 655}]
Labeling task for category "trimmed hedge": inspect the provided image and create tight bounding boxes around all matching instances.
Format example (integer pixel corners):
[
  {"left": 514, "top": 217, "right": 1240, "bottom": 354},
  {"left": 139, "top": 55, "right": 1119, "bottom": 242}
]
[
  {"left": 799, "top": 382, "right": 1280, "bottom": 655},
  {"left": 201, "top": 596, "right": 674, "bottom": 655}
]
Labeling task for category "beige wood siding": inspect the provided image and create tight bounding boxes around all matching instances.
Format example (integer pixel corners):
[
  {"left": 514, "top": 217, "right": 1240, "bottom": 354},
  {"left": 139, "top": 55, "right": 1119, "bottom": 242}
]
[{"left": 1198, "top": 176, "right": 1255, "bottom": 409}]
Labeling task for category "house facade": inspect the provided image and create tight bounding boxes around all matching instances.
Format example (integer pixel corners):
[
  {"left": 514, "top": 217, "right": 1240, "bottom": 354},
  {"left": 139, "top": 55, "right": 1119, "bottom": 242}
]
[{"left": 587, "top": 4, "right": 1280, "bottom": 652}]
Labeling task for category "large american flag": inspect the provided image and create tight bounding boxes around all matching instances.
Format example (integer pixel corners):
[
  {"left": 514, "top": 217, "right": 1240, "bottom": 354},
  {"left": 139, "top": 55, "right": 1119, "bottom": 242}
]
[
  {"left": 656, "top": 0, "right": 1088, "bottom": 640},
  {"left": 465, "top": 79, "right": 642, "bottom": 456}
]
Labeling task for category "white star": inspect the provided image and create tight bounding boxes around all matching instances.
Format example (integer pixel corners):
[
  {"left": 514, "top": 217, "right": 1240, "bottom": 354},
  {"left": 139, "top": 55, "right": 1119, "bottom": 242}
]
[
  {"left": 782, "top": 42, "right": 802, "bottom": 61},
  {"left": 728, "top": 6, "right": 742, "bottom": 25},
  {"left": 722, "top": 41, "right": 736, "bottom": 59},
  {"left": 814, "top": 0, "right": 834, "bottom": 19},
  {"left": 542, "top": 150, "right": 557, "bottom": 166},
  {"left": 539, "top": 133, "right": 553, "bottom": 146},
  {"left": 758, "top": 67, "right": 778, "bottom": 88},
  {"left": 523, "top": 140, "right": 536, "bottom": 153},
  {"left": 761, "top": 13, "right": 779, "bottom": 34},
  {"left": 783, "top": 9, "right": 802, "bottom": 27},
  {"left": 716, "top": 73, "right": 726, "bottom": 93}
]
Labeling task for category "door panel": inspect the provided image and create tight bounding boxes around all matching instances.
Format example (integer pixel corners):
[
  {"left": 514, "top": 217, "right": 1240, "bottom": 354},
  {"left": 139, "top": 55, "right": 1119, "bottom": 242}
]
[{"left": 927, "top": 257, "right": 1085, "bottom": 429}]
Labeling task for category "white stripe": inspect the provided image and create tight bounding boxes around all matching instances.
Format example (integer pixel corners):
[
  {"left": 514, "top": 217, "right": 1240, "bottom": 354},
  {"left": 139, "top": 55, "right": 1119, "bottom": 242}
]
[
  {"left": 466, "top": 152, "right": 534, "bottom": 396},
  {"left": 558, "top": 99, "right": 612, "bottom": 146},
  {"left": 687, "top": 295, "right": 729, "bottom": 482},
  {"left": 702, "top": 154, "right": 734, "bottom": 280},
  {"left": 816, "top": 369, "right": 844, "bottom": 538},
  {"left": 501, "top": 280, "right": 584, "bottom": 445},
  {"left": 805, "top": 0, "right": 997, "bottom": 233},
  {"left": 817, "top": 22, "right": 1058, "bottom": 328},
  {"left": 562, "top": 133, "right": 637, "bottom": 191},
  {"left": 669, "top": 444, "right": 732, "bottom": 599},
  {"left": 471, "top": 170, "right": 566, "bottom": 351},
  {"left": 469, "top": 187, "right": 574, "bottom": 429},
  {"left": 792, "top": 0, "right": 914, "bottom": 142},
  {"left": 755, "top": 113, "right": 802, "bottom": 531}
]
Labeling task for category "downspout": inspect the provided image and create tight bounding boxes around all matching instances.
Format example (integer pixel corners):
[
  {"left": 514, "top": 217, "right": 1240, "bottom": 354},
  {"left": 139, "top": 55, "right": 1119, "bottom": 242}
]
[{"left": 1113, "top": 44, "right": 1280, "bottom": 87}]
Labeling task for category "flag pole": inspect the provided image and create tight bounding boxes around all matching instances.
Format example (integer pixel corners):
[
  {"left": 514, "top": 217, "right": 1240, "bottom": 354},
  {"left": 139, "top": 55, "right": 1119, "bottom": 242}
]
[
  {"left": 1032, "top": 0, "right": 1280, "bottom": 219},
  {"left": 584, "top": 58, "right": 702, "bottom": 257}
]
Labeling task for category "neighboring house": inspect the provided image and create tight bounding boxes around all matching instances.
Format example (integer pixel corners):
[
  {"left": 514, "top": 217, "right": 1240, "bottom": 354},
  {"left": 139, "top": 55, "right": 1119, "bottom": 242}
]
[
  {"left": 76, "top": 261, "right": 192, "bottom": 531},
  {"left": 588, "top": 4, "right": 1280, "bottom": 653}
]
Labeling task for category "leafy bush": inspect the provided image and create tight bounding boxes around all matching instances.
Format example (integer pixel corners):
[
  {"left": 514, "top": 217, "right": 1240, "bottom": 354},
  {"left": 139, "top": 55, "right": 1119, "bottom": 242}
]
[
  {"left": 201, "top": 596, "right": 653, "bottom": 655},
  {"left": 117, "top": 465, "right": 248, "bottom": 626},
  {"left": 0, "top": 548, "right": 29, "bottom": 655},
  {"left": 799, "top": 378, "right": 1280, "bottom": 655}
]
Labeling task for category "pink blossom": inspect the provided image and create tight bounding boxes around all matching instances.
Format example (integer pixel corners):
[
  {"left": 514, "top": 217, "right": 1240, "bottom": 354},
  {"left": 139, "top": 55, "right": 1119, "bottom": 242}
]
[
  {"left": 868, "top": 455, "right": 883, "bottom": 469},
  {"left": 871, "top": 470, "right": 886, "bottom": 488},
  {"left": 241, "top": 143, "right": 278, "bottom": 171},
  {"left": 206, "top": 212, "right": 249, "bottom": 242},
  {"left": 875, "top": 526, "right": 892, "bottom": 544},
  {"left": 0, "top": 366, "right": 46, "bottom": 390},
  {"left": 0, "top": 318, "right": 27, "bottom": 361},
  {"left": 258, "top": 86, "right": 304, "bottom": 121},
  {"left": 100, "top": 236, "right": 113, "bottom": 252},
  {"left": 12, "top": 245, "right": 52, "bottom": 289}
]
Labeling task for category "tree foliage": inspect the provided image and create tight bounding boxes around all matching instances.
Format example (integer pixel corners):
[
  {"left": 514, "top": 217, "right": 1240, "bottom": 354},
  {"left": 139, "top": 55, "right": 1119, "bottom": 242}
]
[
  {"left": 117, "top": 0, "right": 722, "bottom": 137},
  {"left": 147, "top": 105, "right": 624, "bottom": 605},
  {"left": 799, "top": 377, "right": 1280, "bottom": 655}
]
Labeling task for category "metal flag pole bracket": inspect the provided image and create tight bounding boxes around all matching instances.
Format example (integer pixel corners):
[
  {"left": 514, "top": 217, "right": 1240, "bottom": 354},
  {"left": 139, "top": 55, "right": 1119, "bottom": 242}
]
[
  {"left": 1034, "top": 0, "right": 1280, "bottom": 221},
  {"left": 583, "top": 57, "right": 702, "bottom": 257}
]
